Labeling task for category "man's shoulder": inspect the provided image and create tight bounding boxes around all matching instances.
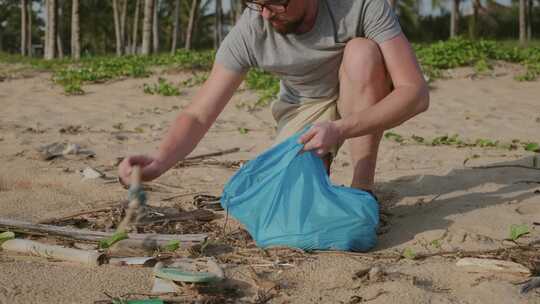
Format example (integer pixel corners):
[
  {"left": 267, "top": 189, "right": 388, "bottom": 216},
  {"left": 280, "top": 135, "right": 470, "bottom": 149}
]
[{"left": 236, "top": 8, "right": 266, "bottom": 36}]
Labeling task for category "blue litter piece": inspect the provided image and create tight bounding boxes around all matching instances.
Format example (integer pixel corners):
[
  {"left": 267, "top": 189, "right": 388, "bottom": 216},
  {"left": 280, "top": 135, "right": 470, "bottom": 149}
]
[{"left": 221, "top": 128, "right": 379, "bottom": 252}]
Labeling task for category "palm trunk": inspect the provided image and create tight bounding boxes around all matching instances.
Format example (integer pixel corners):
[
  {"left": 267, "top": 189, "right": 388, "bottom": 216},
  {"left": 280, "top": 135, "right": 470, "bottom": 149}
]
[
  {"left": 526, "top": 0, "right": 532, "bottom": 41},
  {"left": 141, "top": 0, "right": 154, "bottom": 55},
  {"left": 27, "top": 1, "right": 32, "bottom": 57},
  {"left": 468, "top": 0, "right": 479, "bottom": 40},
  {"left": 112, "top": 0, "right": 123, "bottom": 56},
  {"left": 171, "top": 0, "right": 180, "bottom": 54},
  {"left": 214, "top": 0, "right": 223, "bottom": 49},
  {"left": 120, "top": 0, "right": 128, "bottom": 53},
  {"left": 132, "top": 0, "right": 141, "bottom": 54},
  {"left": 185, "top": 0, "right": 200, "bottom": 50},
  {"left": 519, "top": 0, "right": 526, "bottom": 46},
  {"left": 71, "top": 0, "right": 80, "bottom": 60},
  {"left": 152, "top": 0, "right": 159, "bottom": 54},
  {"left": 21, "top": 0, "right": 28, "bottom": 56},
  {"left": 45, "top": 0, "right": 57, "bottom": 59},
  {"left": 56, "top": 0, "right": 64, "bottom": 58},
  {"left": 450, "top": 0, "right": 460, "bottom": 38}
]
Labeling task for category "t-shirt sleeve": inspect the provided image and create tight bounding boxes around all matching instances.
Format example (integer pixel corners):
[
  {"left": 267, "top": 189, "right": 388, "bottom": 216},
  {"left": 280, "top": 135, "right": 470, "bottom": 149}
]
[
  {"left": 360, "top": 0, "right": 402, "bottom": 44},
  {"left": 215, "top": 13, "right": 254, "bottom": 73}
]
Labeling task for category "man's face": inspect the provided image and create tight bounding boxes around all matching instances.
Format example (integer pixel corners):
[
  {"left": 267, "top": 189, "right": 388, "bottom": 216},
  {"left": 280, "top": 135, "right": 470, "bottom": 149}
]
[{"left": 251, "top": 0, "right": 309, "bottom": 34}]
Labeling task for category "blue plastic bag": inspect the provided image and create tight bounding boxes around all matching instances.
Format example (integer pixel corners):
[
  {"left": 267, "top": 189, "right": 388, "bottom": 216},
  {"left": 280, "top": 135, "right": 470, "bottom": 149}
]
[{"left": 220, "top": 129, "right": 379, "bottom": 252}]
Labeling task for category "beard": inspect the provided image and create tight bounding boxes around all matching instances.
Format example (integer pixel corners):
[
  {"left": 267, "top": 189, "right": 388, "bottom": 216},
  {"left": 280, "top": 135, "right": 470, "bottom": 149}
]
[{"left": 269, "top": 15, "right": 305, "bottom": 34}]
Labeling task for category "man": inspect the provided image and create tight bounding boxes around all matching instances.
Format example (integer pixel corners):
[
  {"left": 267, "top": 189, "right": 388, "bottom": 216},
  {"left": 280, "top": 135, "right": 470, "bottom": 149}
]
[{"left": 118, "top": 0, "right": 429, "bottom": 197}]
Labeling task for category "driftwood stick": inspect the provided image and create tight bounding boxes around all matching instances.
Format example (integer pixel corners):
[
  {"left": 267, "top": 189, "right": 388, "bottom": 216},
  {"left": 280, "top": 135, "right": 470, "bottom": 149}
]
[
  {"left": 138, "top": 209, "right": 217, "bottom": 225},
  {"left": 183, "top": 147, "right": 240, "bottom": 161},
  {"left": 38, "top": 207, "right": 116, "bottom": 225},
  {"left": 0, "top": 217, "right": 207, "bottom": 246},
  {"left": 1, "top": 239, "right": 106, "bottom": 266},
  {"left": 468, "top": 164, "right": 540, "bottom": 171}
]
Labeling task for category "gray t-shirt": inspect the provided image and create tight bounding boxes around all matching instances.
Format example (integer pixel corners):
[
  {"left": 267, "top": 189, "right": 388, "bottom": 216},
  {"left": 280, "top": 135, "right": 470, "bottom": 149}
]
[{"left": 215, "top": 0, "right": 402, "bottom": 104}]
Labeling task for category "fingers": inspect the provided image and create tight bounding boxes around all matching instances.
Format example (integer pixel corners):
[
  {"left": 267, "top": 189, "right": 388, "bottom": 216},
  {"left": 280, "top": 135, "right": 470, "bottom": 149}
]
[
  {"left": 118, "top": 155, "right": 155, "bottom": 186},
  {"left": 299, "top": 127, "right": 317, "bottom": 145}
]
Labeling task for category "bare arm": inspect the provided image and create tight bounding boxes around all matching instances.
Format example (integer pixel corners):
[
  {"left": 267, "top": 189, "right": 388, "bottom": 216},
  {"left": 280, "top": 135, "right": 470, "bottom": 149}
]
[
  {"left": 119, "top": 63, "right": 245, "bottom": 183},
  {"left": 334, "top": 33, "right": 429, "bottom": 138}
]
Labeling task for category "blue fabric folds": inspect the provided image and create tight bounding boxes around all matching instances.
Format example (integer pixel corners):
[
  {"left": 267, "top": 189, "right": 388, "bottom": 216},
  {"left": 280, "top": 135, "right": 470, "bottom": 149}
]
[{"left": 220, "top": 129, "right": 379, "bottom": 252}]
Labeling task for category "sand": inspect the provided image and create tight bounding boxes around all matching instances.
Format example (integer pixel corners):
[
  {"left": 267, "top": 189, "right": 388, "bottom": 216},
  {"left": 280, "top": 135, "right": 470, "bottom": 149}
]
[{"left": 0, "top": 64, "right": 539, "bottom": 303}]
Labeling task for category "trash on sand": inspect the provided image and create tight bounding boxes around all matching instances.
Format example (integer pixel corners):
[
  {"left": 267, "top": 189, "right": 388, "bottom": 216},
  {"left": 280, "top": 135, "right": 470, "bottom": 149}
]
[
  {"left": 456, "top": 257, "right": 531, "bottom": 276},
  {"left": 153, "top": 257, "right": 224, "bottom": 283},
  {"left": 38, "top": 142, "right": 95, "bottom": 160},
  {"left": 151, "top": 277, "right": 181, "bottom": 294},
  {"left": 81, "top": 167, "right": 106, "bottom": 180},
  {"left": 109, "top": 257, "right": 157, "bottom": 267},
  {"left": 1, "top": 239, "right": 106, "bottom": 266}
]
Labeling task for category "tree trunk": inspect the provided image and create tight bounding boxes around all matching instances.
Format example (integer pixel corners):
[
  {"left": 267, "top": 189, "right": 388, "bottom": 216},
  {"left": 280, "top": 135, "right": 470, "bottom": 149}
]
[
  {"left": 152, "top": 0, "right": 159, "bottom": 54},
  {"left": 526, "top": 0, "right": 532, "bottom": 41},
  {"left": 141, "top": 0, "right": 154, "bottom": 55},
  {"left": 519, "top": 0, "right": 526, "bottom": 46},
  {"left": 185, "top": 0, "right": 200, "bottom": 50},
  {"left": 132, "top": 0, "right": 141, "bottom": 54},
  {"left": 112, "top": 0, "right": 123, "bottom": 56},
  {"left": 0, "top": 28, "right": 3, "bottom": 52},
  {"left": 45, "top": 0, "right": 57, "bottom": 60},
  {"left": 120, "top": 0, "right": 128, "bottom": 53},
  {"left": 171, "top": 0, "right": 180, "bottom": 54},
  {"left": 214, "top": 0, "right": 223, "bottom": 49},
  {"left": 450, "top": 0, "right": 460, "bottom": 38},
  {"left": 71, "top": 0, "right": 80, "bottom": 60},
  {"left": 56, "top": 0, "right": 64, "bottom": 59},
  {"left": 27, "top": 1, "right": 32, "bottom": 57},
  {"left": 21, "top": 0, "right": 28, "bottom": 56},
  {"left": 468, "top": 0, "right": 479, "bottom": 40}
]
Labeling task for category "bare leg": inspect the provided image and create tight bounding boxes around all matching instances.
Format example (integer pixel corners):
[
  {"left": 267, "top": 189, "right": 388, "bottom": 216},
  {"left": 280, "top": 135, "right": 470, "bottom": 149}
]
[{"left": 337, "top": 38, "right": 392, "bottom": 191}]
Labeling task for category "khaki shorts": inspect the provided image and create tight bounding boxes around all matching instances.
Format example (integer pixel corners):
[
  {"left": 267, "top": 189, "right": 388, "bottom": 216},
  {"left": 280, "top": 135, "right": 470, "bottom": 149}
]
[{"left": 271, "top": 97, "right": 343, "bottom": 157}]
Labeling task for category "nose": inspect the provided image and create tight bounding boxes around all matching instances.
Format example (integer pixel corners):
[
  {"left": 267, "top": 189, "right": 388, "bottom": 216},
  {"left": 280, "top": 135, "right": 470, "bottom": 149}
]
[{"left": 260, "top": 7, "right": 274, "bottom": 20}]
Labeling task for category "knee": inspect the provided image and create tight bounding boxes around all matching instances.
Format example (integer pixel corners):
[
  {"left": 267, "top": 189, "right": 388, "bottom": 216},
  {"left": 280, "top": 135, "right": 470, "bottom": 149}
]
[{"left": 340, "top": 38, "right": 386, "bottom": 85}]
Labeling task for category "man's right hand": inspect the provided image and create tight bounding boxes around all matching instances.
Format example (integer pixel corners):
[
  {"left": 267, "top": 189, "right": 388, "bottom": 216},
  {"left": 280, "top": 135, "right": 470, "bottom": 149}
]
[{"left": 118, "top": 155, "right": 166, "bottom": 186}]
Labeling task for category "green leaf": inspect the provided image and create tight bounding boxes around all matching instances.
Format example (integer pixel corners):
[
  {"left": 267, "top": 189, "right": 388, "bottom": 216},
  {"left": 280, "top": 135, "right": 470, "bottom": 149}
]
[
  {"left": 509, "top": 224, "right": 529, "bottom": 241},
  {"left": 238, "top": 127, "right": 249, "bottom": 134},
  {"left": 162, "top": 240, "right": 180, "bottom": 252},
  {"left": 99, "top": 231, "right": 128, "bottom": 249},
  {"left": 402, "top": 247, "right": 416, "bottom": 260},
  {"left": 384, "top": 132, "right": 404, "bottom": 143},
  {"left": 524, "top": 142, "right": 540, "bottom": 152}
]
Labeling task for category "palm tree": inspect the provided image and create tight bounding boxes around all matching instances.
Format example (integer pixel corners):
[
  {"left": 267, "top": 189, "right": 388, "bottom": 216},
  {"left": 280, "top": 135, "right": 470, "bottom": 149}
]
[
  {"left": 56, "top": 0, "right": 64, "bottom": 58},
  {"left": 27, "top": 0, "right": 32, "bottom": 56},
  {"left": 185, "top": 0, "right": 200, "bottom": 50},
  {"left": 21, "top": 0, "right": 28, "bottom": 56},
  {"left": 152, "top": 0, "right": 159, "bottom": 53},
  {"left": 71, "top": 0, "right": 80, "bottom": 60},
  {"left": 171, "top": 0, "right": 180, "bottom": 54},
  {"left": 120, "top": 0, "right": 128, "bottom": 53},
  {"left": 132, "top": 0, "right": 141, "bottom": 54},
  {"left": 519, "top": 0, "right": 526, "bottom": 45},
  {"left": 112, "top": 0, "right": 123, "bottom": 55},
  {"left": 450, "top": 0, "right": 460, "bottom": 37},
  {"left": 215, "top": 0, "right": 223, "bottom": 48},
  {"left": 45, "top": 0, "right": 57, "bottom": 59},
  {"left": 142, "top": 0, "right": 154, "bottom": 55}
]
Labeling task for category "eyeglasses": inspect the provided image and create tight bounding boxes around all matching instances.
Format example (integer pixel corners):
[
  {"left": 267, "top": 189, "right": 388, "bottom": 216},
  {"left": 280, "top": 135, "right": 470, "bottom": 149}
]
[{"left": 245, "top": 0, "right": 289, "bottom": 13}]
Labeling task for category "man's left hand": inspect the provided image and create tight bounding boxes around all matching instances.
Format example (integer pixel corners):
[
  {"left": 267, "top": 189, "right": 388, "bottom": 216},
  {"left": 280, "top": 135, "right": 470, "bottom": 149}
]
[{"left": 299, "top": 121, "right": 342, "bottom": 157}]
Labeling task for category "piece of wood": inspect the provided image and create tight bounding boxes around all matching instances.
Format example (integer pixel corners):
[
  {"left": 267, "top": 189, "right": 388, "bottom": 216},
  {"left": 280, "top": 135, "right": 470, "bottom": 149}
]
[
  {"left": 138, "top": 209, "right": 217, "bottom": 224},
  {"left": 38, "top": 206, "right": 115, "bottom": 225},
  {"left": 0, "top": 217, "right": 207, "bottom": 246},
  {"left": 456, "top": 257, "right": 531, "bottom": 276},
  {"left": 1, "top": 239, "right": 106, "bottom": 266}
]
